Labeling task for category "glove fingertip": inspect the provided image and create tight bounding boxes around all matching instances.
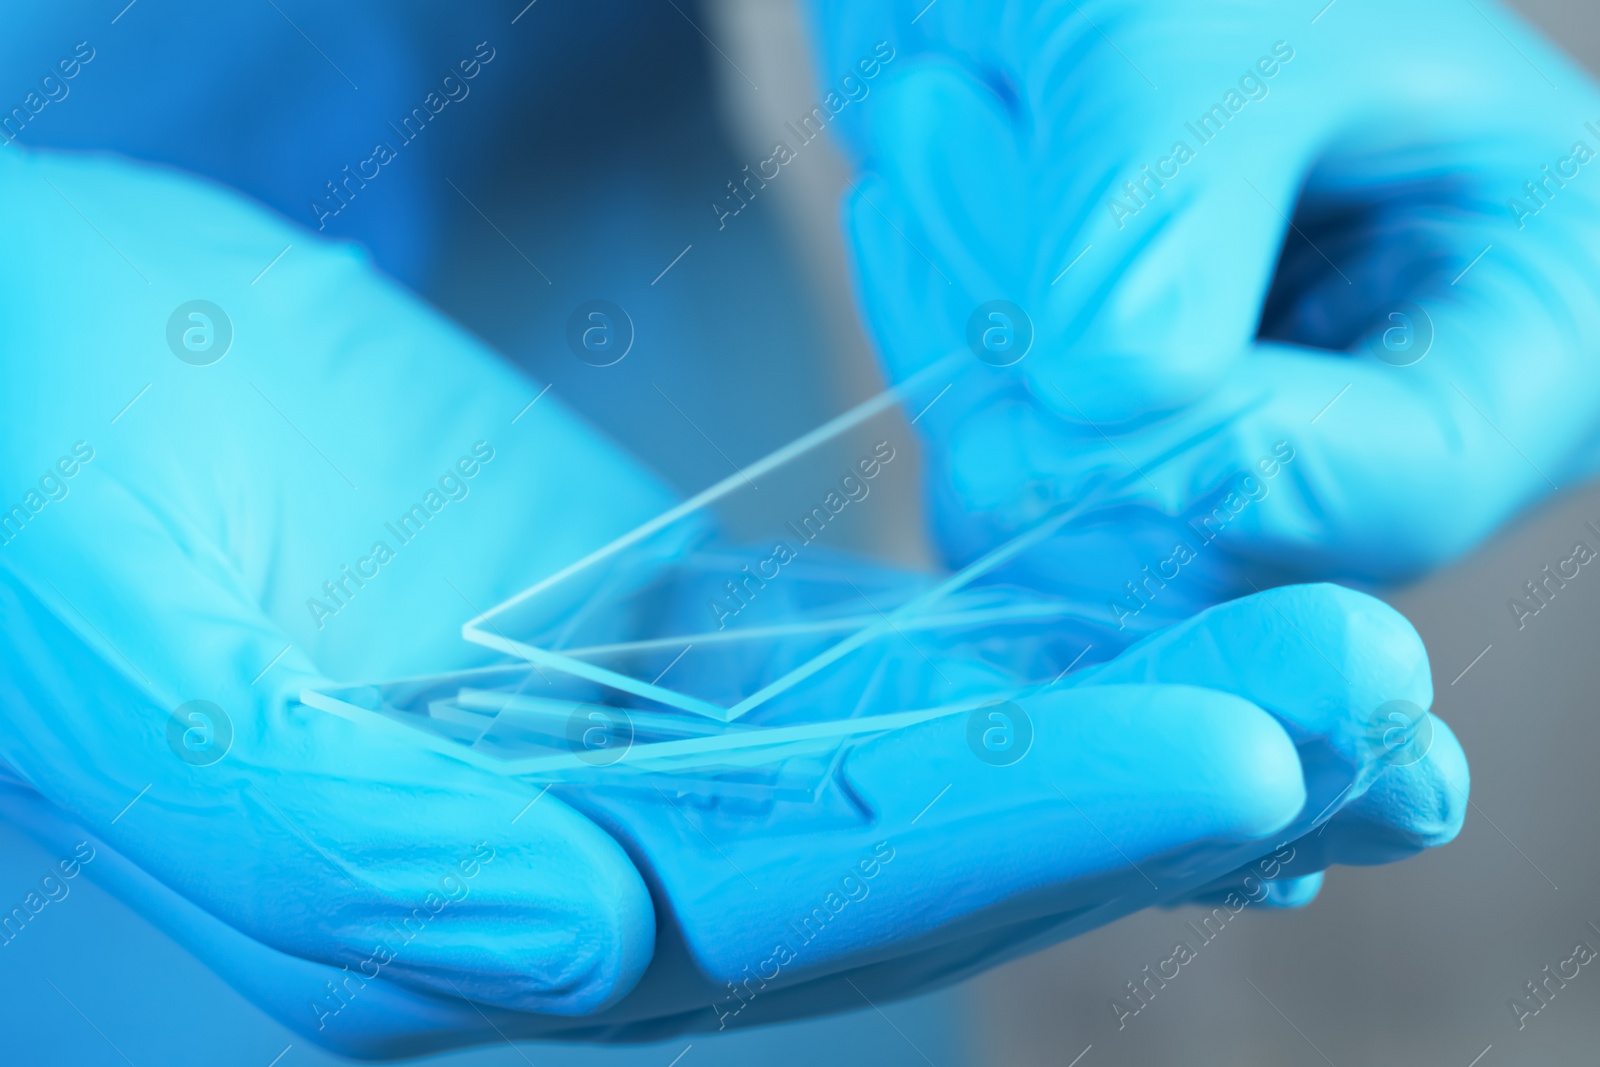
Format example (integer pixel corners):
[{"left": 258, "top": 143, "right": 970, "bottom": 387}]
[
  {"left": 843, "top": 176, "right": 958, "bottom": 382},
  {"left": 1179, "top": 689, "right": 1306, "bottom": 845},
  {"left": 1258, "top": 871, "right": 1325, "bottom": 909}
]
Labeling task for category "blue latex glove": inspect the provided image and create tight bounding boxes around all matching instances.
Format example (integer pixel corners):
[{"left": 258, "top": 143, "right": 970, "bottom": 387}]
[
  {"left": 0, "top": 146, "right": 676, "bottom": 1026},
  {"left": 809, "top": 0, "right": 1600, "bottom": 633},
  {"left": 0, "top": 147, "right": 1465, "bottom": 1056}
]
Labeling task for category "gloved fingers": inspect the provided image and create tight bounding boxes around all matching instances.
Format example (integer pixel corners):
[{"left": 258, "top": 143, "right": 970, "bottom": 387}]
[
  {"left": 1025, "top": 164, "right": 1288, "bottom": 423},
  {"left": 842, "top": 51, "right": 1297, "bottom": 423},
  {"left": 827, "top": 0, "right": 1600, "bottom": 433},
  {"left": 859, "top": 59, "right": 1032, "bottom": 298},
  {"left": 1240, "top": 872, "right": 1324, "bottom": 910},
  {"left": 1030, "top": 61, "right": 1598, "bottom": 430},
  {"left": 802, "top": 0, "right": 1007, "bottom": 161},
  {"left": 1074, "top": 583, "right": 1431, "bottom": 746},
  {"left": 1177, "top": 870, "right": 1325, "bottom": 911},
  {"left": 0, "top": 516, "right": 655, "bottom": 1017},
  {"left": 944, "top": 303, "right": 1593, "bottom": 588},
  {"left": 1287, "top": 712, "right": 1470, "bottom": 870},
  {"left": 1129, "top": 314, "right": 1600, "bottom": 581},
  {"left": 1097, "top": 637, "right": 1467, "bottom": 898},
  {"left": 1179, "top": 715, "right": 1468, "bottom": 904},
  {"left": 0, "top": 780, "right": 515, "bottom": 1058},
  {"left": 1172, "top": 706, "right": 1468, "bottom": 901},
  {"left": 589, "top": 682, "right": 1308, "bottom": 988},
  {"left": 1072, "top": 583, "right": 1443, "bottom": 843},
  {"left": 839, "top": 56, "right": 1046, "bottom": 416},
  {"left": 843, "top": 171, "right": 968, "bottom": 391},
  {"left": 818, "top": 5, "right": 1331, "bottom": 422}
]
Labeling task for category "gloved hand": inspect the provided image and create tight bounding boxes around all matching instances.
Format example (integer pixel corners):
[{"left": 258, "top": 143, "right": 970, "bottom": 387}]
[
  {"left": 0, "top": 147, "right": 1464, "bottom": 1057},
  {"left": 0, "top": 145, "right": 677, "bottom": 1050},
  {"left": 809, "top": 0, "right": 1600, "bottom": 635}
]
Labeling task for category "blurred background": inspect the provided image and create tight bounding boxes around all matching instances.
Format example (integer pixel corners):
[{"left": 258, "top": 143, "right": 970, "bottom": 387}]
[{"left": 2, "top": 0, "right": 1599, "bottom": 1063}]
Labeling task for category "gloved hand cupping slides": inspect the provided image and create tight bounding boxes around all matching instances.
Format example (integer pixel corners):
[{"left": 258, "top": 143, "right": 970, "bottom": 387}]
[
  {"left": 0, "top": 147, "right": 674, "bottom": 1036},
  {"left": 0, "top": 145, "right": 1462, "bottom": 1054},
  {"left": 810, "top": 0, "right": 1600, "bottom": 628}
]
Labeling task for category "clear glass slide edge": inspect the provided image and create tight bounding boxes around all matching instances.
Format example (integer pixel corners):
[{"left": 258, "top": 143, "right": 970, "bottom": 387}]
[
  {"left": 460, "top": 352, "right": 970, "bottom": 645},
  {"left": 457, "top": 352, "right": 1110, "bottom": 722},
  {"left": 296, "top": 351, "right": 1238, "bottom": 777},
  {"left": 465, "top": 593, "right": 1087, "bottom": 724},
  {"left": 299, "top": 677, "right": 1026, "bottom": 779}
]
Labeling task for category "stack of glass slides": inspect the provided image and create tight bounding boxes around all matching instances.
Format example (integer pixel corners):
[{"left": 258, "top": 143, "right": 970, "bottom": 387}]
[{"left": 301, "top": 355, "right": 1137, "bottom": 803}]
